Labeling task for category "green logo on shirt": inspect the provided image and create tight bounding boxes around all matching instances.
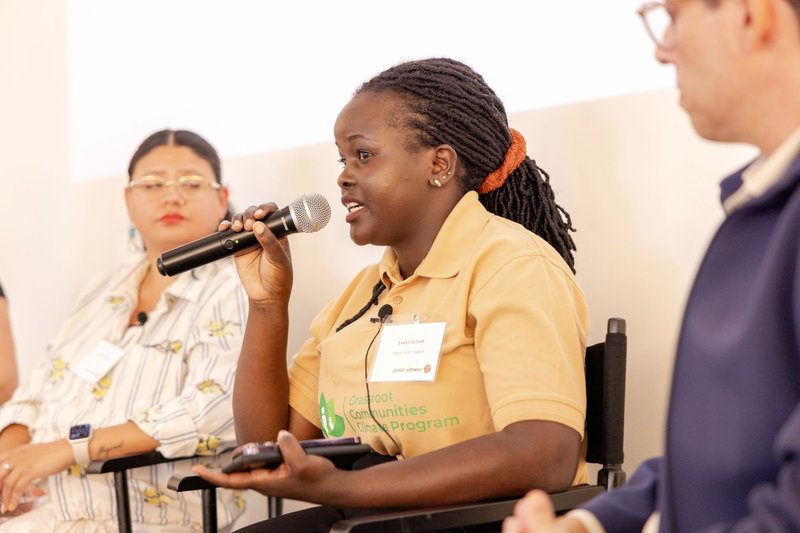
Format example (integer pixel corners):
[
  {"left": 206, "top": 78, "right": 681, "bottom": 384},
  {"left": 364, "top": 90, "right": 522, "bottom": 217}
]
[{"left": 319, "top": 393, "right": 346, "bottom": 437}]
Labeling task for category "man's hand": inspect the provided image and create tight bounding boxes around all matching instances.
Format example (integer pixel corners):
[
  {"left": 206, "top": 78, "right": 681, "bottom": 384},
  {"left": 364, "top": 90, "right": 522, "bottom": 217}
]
[{"left": 502, "top": 490, "right": 588, "bottom": 533}]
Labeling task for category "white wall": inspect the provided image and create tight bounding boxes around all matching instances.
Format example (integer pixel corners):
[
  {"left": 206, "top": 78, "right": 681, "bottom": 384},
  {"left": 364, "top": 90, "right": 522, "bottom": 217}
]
[
  {"left": 510, "top": 96, "right": 755, "bottom": 468},
  {"left": 0, "top": 0, "right": 758, "bottom": 524},
  {"left": 65, "top": 0, "right": 674, "bottom": 182}
]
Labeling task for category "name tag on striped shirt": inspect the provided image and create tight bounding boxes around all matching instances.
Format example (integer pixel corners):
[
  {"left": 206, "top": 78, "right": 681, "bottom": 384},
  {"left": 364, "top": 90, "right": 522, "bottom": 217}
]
[{"left": 71, "top": 340, "right": 125, "bottom": 384}]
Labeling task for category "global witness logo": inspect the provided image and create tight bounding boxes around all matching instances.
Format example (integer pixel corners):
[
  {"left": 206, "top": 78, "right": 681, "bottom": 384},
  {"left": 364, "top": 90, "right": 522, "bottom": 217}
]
[{"left": 319, "top": 393, "right": 346, "bottom": 437}]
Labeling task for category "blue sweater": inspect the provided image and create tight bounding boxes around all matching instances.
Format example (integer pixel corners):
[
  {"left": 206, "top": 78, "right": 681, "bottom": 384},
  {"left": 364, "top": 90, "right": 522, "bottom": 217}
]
[{"left": 584, "top": 154, "right": 800, "bottom": 532}]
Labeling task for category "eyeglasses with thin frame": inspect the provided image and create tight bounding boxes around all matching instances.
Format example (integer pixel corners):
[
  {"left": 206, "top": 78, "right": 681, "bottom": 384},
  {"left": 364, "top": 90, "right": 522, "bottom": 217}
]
[
  {"left": 638, "top": 0, "right": 800, "bottom": 47},
  {"left": 637, "top": 1, "right": 672, "bottom": 47},
  {"left": 128, "top": 174, "right": 221, "bottom": 199}
]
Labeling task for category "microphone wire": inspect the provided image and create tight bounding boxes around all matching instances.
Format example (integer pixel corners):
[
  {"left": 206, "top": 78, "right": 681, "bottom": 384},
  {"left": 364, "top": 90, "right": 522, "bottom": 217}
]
[
  {"left": 333, "top": 279, "right": 405, "bottom": 458},
  {"left": 335, "top": 281, "right": 385, "bottom": 332},
  {"left": 362, "top": 322, "right": 405, "bottom": 459}
]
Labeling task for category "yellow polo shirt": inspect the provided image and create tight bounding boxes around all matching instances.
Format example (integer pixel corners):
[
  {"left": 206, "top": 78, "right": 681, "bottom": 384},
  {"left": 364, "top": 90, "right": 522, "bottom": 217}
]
[{"left": 289, "top": 191, "right": 588, "bottom": 484}]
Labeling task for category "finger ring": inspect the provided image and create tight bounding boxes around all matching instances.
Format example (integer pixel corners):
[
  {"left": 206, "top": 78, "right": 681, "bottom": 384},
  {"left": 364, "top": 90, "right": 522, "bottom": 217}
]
[{"left": 1, "top": 462, "right": 11, "bottom": 471}]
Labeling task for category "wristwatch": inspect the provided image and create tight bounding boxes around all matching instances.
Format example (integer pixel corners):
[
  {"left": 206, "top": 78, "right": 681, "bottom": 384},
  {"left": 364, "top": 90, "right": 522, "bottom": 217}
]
[{"left": 68, "top": 424, "right": 93, "bottom": 465}]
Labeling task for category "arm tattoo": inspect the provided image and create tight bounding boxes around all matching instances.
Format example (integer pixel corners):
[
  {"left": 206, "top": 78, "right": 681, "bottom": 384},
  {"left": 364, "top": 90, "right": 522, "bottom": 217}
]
[{"left": 97, "top": 441, "right": 124, "bottom": 459}]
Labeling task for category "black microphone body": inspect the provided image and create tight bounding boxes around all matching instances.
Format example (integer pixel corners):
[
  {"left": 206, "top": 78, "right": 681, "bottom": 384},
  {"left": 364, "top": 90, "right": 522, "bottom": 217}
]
[
  {"left": 157, "top": 193, "right": 331, "bottom": 277},
  {"left": 158, "top": 205, "right": 295, "bottom": 276}
]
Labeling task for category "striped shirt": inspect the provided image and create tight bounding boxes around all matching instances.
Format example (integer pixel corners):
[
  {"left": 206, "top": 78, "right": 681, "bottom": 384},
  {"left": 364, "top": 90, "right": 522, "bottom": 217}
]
[{"left": 0, "top": 256, "right": 247, "bottom": 529}]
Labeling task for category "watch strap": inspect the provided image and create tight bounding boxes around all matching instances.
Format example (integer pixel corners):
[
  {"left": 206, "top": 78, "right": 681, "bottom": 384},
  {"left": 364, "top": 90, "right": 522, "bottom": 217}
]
[
  {"left": 70, "top": 438, "right": 91, "bottom": 465},
  {"left": 68, "top": 424, "right": 93, "bottom": 465}
]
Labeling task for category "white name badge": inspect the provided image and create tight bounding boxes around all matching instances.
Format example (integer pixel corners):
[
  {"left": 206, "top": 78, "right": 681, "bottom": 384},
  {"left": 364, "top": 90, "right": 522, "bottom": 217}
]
[
  {"left": 369, "top": 322, "right": 446, "bottom": 382},
  {"left": 71, "top": 340, "right": 125, "bottom": 384}
]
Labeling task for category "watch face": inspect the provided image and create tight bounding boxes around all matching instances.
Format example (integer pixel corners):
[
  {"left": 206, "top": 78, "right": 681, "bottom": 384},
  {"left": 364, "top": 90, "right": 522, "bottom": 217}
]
[{"left": 69, "top": 424, "right": 92, "bottom": 440}]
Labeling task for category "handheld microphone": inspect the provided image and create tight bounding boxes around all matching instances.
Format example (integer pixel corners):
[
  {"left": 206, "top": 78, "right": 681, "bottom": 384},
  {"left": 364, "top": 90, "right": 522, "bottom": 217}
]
[{"left": 156, "top": 193, "right": 331, "bottom": 277}]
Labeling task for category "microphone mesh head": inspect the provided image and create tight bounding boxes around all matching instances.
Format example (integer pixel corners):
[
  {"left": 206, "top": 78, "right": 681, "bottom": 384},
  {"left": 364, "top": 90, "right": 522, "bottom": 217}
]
[{"left": 290, "top": 193, "right": 331, "bottom": 233}]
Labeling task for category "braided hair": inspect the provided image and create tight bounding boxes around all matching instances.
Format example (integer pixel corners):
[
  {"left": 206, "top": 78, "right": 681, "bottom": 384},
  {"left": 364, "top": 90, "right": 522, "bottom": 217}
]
[{"left": 356, "top": 58, "right": 577, "bottom": 272}]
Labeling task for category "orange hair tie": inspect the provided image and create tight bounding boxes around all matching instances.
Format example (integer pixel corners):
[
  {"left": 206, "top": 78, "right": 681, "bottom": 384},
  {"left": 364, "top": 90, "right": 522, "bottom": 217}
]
[{"left": 478, "top": 128, "right": 527, "bottom": 194}]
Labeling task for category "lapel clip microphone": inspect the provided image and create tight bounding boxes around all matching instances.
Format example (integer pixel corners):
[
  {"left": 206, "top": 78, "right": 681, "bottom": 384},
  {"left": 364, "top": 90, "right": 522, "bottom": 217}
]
[{"left": 370, "top": 304, "right": 394, "bottom": 324}]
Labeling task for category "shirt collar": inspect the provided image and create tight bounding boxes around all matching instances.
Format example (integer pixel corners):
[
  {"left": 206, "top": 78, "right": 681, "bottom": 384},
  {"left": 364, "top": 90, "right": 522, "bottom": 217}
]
[
  {"left": 106, "top": 254, "right": 225, "bottom": 306},
  {"left": 378, "top": 191, "right": 489, "bottom": 286},
  {"left": 723, "top": 126, "right": 800, "bottom": 214}
]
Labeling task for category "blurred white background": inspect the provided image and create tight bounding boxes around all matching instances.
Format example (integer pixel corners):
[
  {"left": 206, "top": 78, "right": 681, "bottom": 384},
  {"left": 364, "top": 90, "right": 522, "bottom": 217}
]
[
  {"left": 66, "top": 0, "right": 673, "bottom": 182},
  {"left": 0, "top": 0, "right": 756, "bottom": 527}
]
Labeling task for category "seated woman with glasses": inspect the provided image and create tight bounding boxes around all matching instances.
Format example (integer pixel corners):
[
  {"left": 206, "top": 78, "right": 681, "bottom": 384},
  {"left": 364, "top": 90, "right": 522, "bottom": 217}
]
[
  {"left": 0, "top": 129, "right": 247, "bottom": 532},
  {"left": 0, "top": 282, "right": 17, "bottom": 405}
]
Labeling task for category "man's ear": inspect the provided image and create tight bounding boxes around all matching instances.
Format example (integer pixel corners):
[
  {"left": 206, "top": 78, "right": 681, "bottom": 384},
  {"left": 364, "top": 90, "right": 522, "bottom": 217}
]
[{"left": 741, "top": 0, "right": 778, "bottom": 50}]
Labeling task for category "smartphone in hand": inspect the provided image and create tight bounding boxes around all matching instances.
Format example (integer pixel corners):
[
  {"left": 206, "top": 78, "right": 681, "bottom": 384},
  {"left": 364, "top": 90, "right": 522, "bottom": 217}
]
[{"left": 222, "top": 436, "right": 372, "bottom": 474}]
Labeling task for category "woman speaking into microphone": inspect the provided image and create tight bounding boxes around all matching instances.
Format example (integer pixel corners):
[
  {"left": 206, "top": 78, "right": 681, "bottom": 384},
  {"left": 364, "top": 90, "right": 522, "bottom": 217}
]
[{"left": 196, "top": 58, "right": 589, "bottom": 532}]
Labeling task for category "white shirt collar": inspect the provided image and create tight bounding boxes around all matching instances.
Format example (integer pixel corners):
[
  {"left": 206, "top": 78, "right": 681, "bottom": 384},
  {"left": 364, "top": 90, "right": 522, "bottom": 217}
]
[{"left": 723, "top": 126, "right": 800, "bottom": 214}]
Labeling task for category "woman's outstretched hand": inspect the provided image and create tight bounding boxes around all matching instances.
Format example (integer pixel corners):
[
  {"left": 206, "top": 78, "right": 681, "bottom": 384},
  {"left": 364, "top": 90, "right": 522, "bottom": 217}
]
[{"left": 193, "top": 430, "right": 345, "bottom": 505}]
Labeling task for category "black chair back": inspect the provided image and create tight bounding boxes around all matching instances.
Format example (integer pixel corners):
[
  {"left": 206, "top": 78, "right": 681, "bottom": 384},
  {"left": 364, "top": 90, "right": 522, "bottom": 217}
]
[{"left": 585, "top": 317, "right": 627, "bottom": 489}]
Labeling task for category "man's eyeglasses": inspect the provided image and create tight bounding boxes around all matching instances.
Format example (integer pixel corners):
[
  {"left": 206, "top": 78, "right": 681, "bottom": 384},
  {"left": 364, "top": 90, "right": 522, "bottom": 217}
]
[
  {"left": 637, "top": 1, "right": 672, "bottom": 47},
  {"left": 639, "top": 0, "right": 800, "bottom": 47},
  {"left": 128, "top": 174, "right": 221, "bottom": 198}
]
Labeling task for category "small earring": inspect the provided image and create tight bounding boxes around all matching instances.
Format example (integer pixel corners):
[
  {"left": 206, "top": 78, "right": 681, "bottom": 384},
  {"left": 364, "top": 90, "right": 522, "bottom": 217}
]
[
  {"left": 433, "top": 179, "right": 442, "bottom": 188},
  {"left": 128, "top": 225, "right": 144, "bottom": 253}
]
